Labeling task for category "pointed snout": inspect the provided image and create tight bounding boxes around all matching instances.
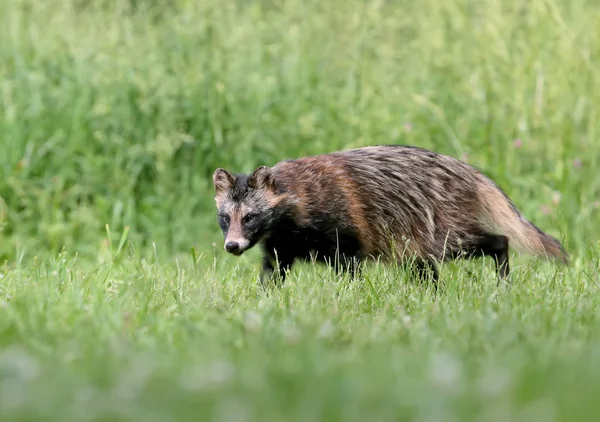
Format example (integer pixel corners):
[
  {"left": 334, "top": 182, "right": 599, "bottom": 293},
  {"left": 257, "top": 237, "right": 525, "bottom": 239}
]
[
  {"left": 225, "top": 241, "right": 240, "bottom": 254},
  {"left": 224, "top": 238, "right": 250, "bottom": 256}
]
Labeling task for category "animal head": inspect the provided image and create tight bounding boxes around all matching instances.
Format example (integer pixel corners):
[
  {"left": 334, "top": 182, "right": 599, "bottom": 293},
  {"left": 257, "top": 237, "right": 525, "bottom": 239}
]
[{"left": 212, "top": 166, "right": 280, "bottom": 256}]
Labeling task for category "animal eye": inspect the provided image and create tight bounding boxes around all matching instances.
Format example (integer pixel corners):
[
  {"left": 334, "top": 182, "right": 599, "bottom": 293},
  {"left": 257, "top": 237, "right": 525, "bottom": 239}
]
[
  {"left": 242, "top": 213, "right": 257, "bottom": 224},
  {"left": 220, "top": 214, "right": 230, "bottom": 224}
]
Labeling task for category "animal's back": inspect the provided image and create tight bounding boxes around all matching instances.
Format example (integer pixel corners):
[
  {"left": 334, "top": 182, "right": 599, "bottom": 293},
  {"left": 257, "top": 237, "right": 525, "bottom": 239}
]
[{"left": 272, "top": 145, "right": 488, "bottom": 261}]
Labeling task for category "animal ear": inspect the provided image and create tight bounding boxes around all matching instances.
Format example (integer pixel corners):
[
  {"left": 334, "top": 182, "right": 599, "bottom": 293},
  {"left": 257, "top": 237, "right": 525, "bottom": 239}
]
[
  {"left": 248, "top": 166, "right": 275, "bottom": 191},
  {"left": 213, "top": 168, "right": 235, "bottom": 195}
]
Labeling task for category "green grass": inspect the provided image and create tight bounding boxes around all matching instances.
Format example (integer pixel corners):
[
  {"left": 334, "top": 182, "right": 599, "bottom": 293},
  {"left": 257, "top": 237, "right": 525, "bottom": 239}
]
[{"left": 1, "top": 0, "right": 600, "bottom": 420}]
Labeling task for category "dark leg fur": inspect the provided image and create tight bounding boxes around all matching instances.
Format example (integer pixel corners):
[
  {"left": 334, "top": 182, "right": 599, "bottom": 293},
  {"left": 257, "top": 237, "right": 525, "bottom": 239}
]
[
  {"left": 489, "top": 236, "right": 510, "bottom": 281},
  {"left": 414, "top": 258, "right": 439, "bottom": 289},
  {"left": 259, "top": 255, "right": 275, "bottom": 287},
  {"left": 260, "top": 253, "right": 293, "bottom": 287},
  {"left": 477, "top": 234, "right": 510, "bottom": 282},
  {"left": 462, "top": 234, "right": 510, "bottom": 283},
  {"left": 333, "top": 254, "right": 362, "bottom": 281}
]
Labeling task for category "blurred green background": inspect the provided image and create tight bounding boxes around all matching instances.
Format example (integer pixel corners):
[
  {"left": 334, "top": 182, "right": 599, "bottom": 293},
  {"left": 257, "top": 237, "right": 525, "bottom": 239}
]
[
  {"left": 1, "top": 0, "right": 597, "bottom": 263},
  {"left": 1, "top": 2, "right": 600, "bottom": 421}
]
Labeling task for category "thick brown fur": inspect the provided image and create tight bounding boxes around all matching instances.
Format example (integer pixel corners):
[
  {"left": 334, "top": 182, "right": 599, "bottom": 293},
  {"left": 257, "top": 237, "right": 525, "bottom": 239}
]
[{"left": 212, "top": 145, "right": 569, "bottom": 287}]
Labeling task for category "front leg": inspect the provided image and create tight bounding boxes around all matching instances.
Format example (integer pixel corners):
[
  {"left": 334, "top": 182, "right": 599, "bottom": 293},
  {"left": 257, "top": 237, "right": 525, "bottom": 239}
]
[
  {"left": 334, "top": 255, "right": 362, "bottom": 281},
  {"left": 259, "top": 251, "right": 293, "bottom": 288},
  {"left": 414, "top": 258, "right": 439, "bottom": 290}
]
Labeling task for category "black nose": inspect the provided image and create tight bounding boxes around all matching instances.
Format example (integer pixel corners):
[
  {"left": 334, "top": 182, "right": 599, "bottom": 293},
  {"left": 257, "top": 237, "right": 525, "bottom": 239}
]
[{"left": 225, "top": 241, "right": 240, "bottom": 253}]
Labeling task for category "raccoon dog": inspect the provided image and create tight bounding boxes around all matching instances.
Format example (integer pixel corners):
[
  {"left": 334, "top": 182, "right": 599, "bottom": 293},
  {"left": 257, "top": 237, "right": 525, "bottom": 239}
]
[{"left": 212, "top": 145, "right": 568, "bottom": 287}]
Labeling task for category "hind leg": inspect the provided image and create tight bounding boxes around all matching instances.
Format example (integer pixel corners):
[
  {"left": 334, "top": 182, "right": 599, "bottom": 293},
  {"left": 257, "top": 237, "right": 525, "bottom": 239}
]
[
  {"left": 491, "top": 236, "right": 510, "bottom": 281},
  {"left": 414, "top": 258, "right": 439, "bottom": 289},
  {"left": 469, "top": 234, "right": 510, "bottom": 283}
]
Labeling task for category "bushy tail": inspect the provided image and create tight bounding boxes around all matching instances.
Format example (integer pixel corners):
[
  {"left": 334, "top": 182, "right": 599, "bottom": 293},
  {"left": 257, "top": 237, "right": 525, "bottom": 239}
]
[{"left": 476, "top": 178, "right": 569, "bottom": 264}]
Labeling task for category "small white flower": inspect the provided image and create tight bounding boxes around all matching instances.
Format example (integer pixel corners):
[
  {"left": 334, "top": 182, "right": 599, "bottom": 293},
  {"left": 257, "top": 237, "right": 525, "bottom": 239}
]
[
  {"left": 318, "top": 320, "right": 335, "bottom": 339},
  {"left": 551, "top": 191, "right": 561, "bottom": 206},
  {"left": 243, "top": 311, "right": 262, "bottom": 332},
  {"left": 429, "top": 353, "right": 462, "bottom": 390},
  {"left": 281, "top": 320, "right": 301, "bottom": 344}
]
